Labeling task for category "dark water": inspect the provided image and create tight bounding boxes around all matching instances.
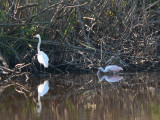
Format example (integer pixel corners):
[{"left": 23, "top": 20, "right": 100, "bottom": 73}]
[{"left": 1, "top": 72, "right": 160, "bottom": 120}]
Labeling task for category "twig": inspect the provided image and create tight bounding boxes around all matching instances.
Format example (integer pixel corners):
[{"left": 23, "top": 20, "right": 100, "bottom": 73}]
[
  {"left": 145, "top": 0, "right": 160, "bottom": 10},
  {"left": 76, "top": 0, "right": 90, "bottom": 46},
  {"left": 0, "top": 41, "right": 20, "bottom": 60},
  {"left": 5, "top": 0, "right": 15, "bottom": 16},
  {"left": 0, "top": 22, "right": 52, "bottom": 26},
  {"left": 0, "top": 52, "right": 8, "bottom": 67},
  {"left": 19, "top": 1, "right": 65, "bottom": 22}
]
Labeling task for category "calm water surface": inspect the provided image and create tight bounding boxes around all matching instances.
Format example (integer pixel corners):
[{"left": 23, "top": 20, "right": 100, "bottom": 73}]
[{"left": 1, "top": 72, "right": 160, "bottom": 120}]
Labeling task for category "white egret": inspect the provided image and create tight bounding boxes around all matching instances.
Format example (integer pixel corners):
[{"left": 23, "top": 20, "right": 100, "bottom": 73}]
[
  {"left": 34, "top": 34, "right": 49, "bottom": 68},
  {"left": 37, "top": 80, "right": 49, "bottom": 113}
]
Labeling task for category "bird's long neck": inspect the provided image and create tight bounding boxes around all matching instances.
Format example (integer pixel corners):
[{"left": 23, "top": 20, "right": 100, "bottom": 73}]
[
  {"left": 38, "top": 95, "right": 41, "bottom": 103},
  {"left": 99, "top": 75, "right": 109, "bottom": 82},
  {"left": 99, "top": 67, "right": 108, "bottom": 72},
  {"left": 97, "top": 67, "right": 106, "bottom": 76},
  {"left": 37, "top": 95, "right": 42, "bottom": 113},
  {"left": 37, "top": 36, "right": 41, "bottom": 53}
]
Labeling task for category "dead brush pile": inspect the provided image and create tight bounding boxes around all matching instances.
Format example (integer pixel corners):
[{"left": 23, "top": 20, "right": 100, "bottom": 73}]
[{"left": 0, "top": 0, "right": 160, "bottom": 74}]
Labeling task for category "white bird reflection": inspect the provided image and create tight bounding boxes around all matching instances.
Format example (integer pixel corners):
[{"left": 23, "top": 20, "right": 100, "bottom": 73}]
[
  {"left": 98, "top": 74, "right": 123, "bottom": 83},
  {"left": 37, "top": 80, "right": 49, "bottom": 113}
]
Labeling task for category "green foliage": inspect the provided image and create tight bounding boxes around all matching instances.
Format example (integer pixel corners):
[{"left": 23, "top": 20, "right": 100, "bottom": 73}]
[
  {"left": 65, "top": 99, "right": 76, "bottom": 119},
  {"left": 37, "top": 0, "right": 43, "bottom": 11},
  {"left": 122, "top": 0, "right": 128, "bottom": 8},
  {"left": 21, "top": 25, "right": 36, "bottom": 37},
  {"left": 0, "top": 10, "right": 6, "bottom": 21},
  {"left": 0, "top": 10, "right": 6, "bottom": 35},
  {"left": 64, "top": 8, "right": 77, "bottom": 35},
  {"left": 6, "top": 47, "right": 14, "bottom": 55},
  {"left": 0, "top": 27, "right": 4, "bottom": 35}
]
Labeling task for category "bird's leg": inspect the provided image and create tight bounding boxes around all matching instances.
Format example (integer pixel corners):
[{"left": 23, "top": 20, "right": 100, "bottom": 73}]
[
  {"left": 43, "top": 67, "right": 46, "bottom": 73},
  {"left": 40, "top": 64, "right": 42, "bottom": 72}
]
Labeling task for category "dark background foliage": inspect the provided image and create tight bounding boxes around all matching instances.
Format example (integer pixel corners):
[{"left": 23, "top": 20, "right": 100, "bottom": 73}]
[{"left": 0, "top": 0, "right": 160, "bottom": 72}]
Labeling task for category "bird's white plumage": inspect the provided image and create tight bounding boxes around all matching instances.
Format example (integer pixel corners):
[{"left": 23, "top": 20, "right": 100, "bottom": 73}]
[
  {"left": 37, "top": 80, "right": 49, "bottom": 113},
  {"left": 99, "top": 65, "right": 123, "bottom": 73},
  {"left": 38, "top": 80, "right": 49, "bottom": 97},
  {"left": 34, "top": 34, "right": 49, "bottom": 68},
  {"left": 37, "top": 51, "right": 49, "bottom": 68},
  {"left": 97, "top": 65, "right": 123, "bottom": 76},
  {"left": 104, "top": 65, "right": 123, "bottom": 72},
  {"left": 98, "top": 75, "right": 123, "bottom": 82}
]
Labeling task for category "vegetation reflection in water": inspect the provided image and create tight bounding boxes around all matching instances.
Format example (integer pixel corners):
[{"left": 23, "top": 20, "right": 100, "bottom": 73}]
[{"left": 1, "top": 72, "right": 160, "bottom": 120}]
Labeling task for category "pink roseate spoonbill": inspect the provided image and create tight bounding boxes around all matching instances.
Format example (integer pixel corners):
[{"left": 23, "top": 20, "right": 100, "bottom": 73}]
[
  {"left": 97, "top": 65, "right": 123, "bottom": 76},
  {"left": 98, "top": 74, "right": 123, "bottom": 82},
  {"left": 33, "top": 34, "right": 49, "bottom": 68}
]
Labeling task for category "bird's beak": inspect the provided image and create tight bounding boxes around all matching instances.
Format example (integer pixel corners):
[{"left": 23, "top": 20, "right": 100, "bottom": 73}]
[{"left": 33, "top": 35, "right": 37, "bottom": 38}]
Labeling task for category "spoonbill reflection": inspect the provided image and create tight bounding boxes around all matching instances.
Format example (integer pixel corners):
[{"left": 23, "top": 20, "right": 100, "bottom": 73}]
[
  {"left": 34, "top": 34, "right": 49, "bottom": 68},
  {"left": 97, "top": 65, "right": 123, "bottom": 76},
  {"left": 37, "top": 80, "right": 49, "bottom": 113},
  {"left": 98, "top": 74, "right": 123, "bottom": 83}
]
